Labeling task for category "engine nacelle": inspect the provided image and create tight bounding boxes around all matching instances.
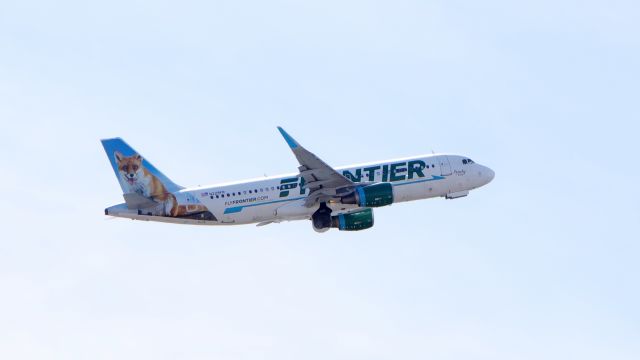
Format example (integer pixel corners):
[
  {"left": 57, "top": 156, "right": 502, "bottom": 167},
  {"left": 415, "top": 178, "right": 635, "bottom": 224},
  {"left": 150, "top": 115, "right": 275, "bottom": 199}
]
[
  {"left": 331, "top": 208, "right": 374, "bottom": 231},
  {"left": 341, "top": 183, "right": 394, "bottom": 208}
]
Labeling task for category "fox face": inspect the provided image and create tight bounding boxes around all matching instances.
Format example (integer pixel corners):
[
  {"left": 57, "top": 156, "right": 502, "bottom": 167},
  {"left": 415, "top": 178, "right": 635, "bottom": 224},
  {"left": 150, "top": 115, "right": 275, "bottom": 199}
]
[
  {"left": 115, "top": 152, "right": 144, "bottom": 187},
  {"left": 113, "top": 151, "right": 177, "bottom": 215}
]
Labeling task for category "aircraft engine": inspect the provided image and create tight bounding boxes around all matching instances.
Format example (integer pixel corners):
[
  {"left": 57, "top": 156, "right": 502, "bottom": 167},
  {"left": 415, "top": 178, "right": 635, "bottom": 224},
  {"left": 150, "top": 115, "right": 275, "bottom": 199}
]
[
  {"left": 341, "top": 183, "right": 394, "bottom": 208},
  {"left": 331, "top": 208, "right": 374, "bottom": 231}
]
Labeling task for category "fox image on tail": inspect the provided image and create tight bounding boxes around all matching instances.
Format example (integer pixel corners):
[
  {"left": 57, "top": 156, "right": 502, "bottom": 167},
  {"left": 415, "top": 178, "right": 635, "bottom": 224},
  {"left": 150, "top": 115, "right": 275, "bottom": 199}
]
[
  {"left": 103, "top": 138, "right": 209, "bottom": 218},
  {"left": 114, "top": 151, "right": 179, "bottom": 216}
]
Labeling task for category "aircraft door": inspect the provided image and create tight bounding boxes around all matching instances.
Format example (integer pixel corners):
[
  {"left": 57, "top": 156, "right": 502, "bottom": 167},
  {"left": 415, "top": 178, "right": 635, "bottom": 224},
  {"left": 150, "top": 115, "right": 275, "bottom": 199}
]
[{"left": 439, "top": 156, "right": 452, "bottom": 176}]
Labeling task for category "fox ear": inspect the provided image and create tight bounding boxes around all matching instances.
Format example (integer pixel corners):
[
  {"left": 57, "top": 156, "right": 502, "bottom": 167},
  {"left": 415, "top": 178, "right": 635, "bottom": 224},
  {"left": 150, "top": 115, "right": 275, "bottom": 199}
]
[
  {"left": 135, "top": 154, "right": 143, "bottom": 163},
  {"left": 114, "top": 151, "right": 123, "bottom": 163}
]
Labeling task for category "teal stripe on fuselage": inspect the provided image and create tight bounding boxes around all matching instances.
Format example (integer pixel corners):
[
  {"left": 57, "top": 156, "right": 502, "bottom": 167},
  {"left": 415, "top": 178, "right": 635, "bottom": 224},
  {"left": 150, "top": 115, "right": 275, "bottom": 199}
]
[
  {"left": 393, "top": 175, "right": 445, "bottom": 186},
  {"left": 221, "top": 176, "right": 446, "bottom": 214},
  {"left": 224, "top": 196, "right": 307, "bottom": 214},
  {"left": 224, "top": 207, "right": 243, "bottom": 214}
]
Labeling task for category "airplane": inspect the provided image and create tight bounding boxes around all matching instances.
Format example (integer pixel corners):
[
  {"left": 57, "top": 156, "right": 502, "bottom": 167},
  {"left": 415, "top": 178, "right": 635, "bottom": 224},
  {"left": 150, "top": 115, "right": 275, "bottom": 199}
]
[{"left": 102, "top": 127, "right": 494, "bottom": 232}]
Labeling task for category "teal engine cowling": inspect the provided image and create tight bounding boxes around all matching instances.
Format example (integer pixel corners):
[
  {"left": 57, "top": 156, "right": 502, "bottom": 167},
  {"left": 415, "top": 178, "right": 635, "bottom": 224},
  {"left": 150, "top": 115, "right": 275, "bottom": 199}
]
[
  {"left": 341, "top": 183, "right": 394, "bottom": 208},
  {"left": 331, "top": 208, "right": 374, "bottom": 231}
]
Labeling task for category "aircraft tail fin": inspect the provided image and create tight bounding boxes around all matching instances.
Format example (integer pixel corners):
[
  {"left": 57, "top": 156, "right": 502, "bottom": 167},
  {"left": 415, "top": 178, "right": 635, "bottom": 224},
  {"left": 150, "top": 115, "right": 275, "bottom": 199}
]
[{"left": 101, "top": 138, "right": 183, "bottom": 196}]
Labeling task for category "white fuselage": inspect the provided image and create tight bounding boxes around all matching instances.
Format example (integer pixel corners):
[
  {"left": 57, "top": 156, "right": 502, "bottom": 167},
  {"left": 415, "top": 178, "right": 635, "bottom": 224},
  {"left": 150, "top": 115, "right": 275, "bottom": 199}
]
[{"left": 105, "top": 154, "right": 494, "bottom": 226}]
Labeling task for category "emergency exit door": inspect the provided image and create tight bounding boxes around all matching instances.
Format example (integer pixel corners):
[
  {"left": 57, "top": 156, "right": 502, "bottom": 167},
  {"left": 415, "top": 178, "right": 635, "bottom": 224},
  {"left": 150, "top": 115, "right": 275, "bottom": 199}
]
[{"left": 439, "top": 156, "right": 452, "bottom": 176}]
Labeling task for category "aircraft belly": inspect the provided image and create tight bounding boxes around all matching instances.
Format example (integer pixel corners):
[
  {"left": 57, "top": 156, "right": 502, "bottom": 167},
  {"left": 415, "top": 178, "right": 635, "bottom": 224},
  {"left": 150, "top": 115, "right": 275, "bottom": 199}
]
[
  {"left": 217, "top": 202, "right": 283, "bottom": 224},
  {"left": 434, "top": 179, "right": 451, "bottom": 197},
  {"left": 274, "top": 199, "right": 315, "bottom": 220},
  {"left": 392, "top": 176, "right": 451, "bottom": 202},
  {"left": 393, "top": 182, "right": 421, "bottom": 202},
  {"left": 110, "top": 212, "right": 218, "bottom": 225}
]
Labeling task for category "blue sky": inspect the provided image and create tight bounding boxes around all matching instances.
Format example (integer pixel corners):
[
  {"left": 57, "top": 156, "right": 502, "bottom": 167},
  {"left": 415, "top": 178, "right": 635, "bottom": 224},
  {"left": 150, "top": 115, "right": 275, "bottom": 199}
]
[{"left": 1, "top": 1, "right": 638, "bottom": 359}]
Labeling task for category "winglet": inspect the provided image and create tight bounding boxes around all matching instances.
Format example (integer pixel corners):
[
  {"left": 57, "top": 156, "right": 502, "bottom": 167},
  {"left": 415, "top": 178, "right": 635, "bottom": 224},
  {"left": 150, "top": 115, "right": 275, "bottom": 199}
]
[{"left": 277, "top": 127, "right": 299, "bottom": 149}]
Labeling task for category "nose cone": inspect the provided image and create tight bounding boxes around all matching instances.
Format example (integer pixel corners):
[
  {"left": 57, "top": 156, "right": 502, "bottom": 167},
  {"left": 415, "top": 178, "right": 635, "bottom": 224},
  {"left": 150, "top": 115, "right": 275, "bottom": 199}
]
[{"left": 484, "top": 166, "right": 495, "bottom": 184}]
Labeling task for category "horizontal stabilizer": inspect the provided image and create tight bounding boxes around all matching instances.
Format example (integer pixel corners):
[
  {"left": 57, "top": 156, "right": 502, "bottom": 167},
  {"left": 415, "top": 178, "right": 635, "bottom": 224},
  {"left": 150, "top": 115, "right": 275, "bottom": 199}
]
[{"left": 123, "top": 193, "right": 159, "bottom": 210}]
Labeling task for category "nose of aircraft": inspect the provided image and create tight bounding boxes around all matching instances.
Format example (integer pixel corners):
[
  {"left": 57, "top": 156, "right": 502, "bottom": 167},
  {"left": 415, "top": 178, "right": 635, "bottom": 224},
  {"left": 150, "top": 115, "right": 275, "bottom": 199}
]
[{"left": 484, "top": 166, "right": 495, "bottom": 184}]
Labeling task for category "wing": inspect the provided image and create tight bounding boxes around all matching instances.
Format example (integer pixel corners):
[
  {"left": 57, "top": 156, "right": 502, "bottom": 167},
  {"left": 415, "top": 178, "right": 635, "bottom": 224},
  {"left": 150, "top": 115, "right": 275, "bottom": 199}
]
[{"left": 277, "top": 127, "right": 355, "bottom": 206}]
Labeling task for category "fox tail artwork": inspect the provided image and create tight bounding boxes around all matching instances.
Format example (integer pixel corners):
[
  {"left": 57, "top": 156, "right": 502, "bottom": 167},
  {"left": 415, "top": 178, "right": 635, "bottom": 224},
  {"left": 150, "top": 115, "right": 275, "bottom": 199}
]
[{"left": 102, "top": 127, "right": 494, "bottom": 232}]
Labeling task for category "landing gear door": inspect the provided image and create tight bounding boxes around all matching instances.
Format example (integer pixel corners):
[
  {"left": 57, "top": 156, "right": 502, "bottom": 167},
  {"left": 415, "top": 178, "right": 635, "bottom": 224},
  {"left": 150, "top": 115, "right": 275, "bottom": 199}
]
[{"left": 439, "top": 156, "right": 452, "bottom": 176}]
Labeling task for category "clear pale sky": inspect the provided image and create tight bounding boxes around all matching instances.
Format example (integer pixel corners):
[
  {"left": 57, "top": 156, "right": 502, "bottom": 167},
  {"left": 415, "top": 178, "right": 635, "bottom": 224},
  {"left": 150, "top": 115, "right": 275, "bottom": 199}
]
[{"left": 1, "top": 1, "right": 638, "bottom": 359}]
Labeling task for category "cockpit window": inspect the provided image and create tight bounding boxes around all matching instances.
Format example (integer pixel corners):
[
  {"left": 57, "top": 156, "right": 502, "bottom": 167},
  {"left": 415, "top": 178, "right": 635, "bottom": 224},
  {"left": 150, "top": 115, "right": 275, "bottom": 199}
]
[
  {"left": 462, "top": 159, "right": 468, "bottom": 164},
  {"left": 463, "top": 159, "right": 475, "bottom": 165}
]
